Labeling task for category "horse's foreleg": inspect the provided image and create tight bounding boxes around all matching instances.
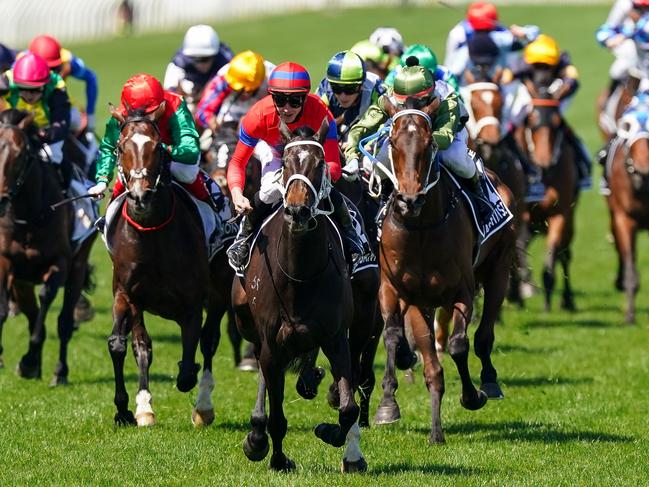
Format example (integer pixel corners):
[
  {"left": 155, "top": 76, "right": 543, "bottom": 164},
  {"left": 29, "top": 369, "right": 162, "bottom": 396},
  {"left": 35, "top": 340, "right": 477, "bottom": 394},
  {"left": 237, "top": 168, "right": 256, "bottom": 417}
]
[
  {"left": 517, "top": 212, "right": 536, "bottom": 299},
  {"left": 261, "top": 351, "right": 293, "bottom": 472},
  {"left": 434, "top": 307, "right": 452, "bottom": 360},
  {"left": 243, "top": 368, "right": 269, "bottom": 462},
  {"left": 176, "top": 305, "right": 203, "bottom": 393},
  {"left": 612, "top": 212, "right": 639, "bottom": 324},
  {"left": 408, "top": 306, "right": 445, "bottom": 445},
  {"left": 374, "top": 281, "right": 403, "bottom": 425},
  {"left": 542, "top": 214, "right": 565, "bottom": 311},
  {"left": 131, "top": 310, "right": 154, "bottom": 427},
  {"left": 0, "top": 259, "right": 10, "bottom": 368},
  {"left": 356, "top": 303, "right": 382, "bottom": 428},
  {"left": 109, "top": 290, "right": 135, "bottom": 426},
  {"left": 448, "top": 290, "right": 486, "bottom": 411}
]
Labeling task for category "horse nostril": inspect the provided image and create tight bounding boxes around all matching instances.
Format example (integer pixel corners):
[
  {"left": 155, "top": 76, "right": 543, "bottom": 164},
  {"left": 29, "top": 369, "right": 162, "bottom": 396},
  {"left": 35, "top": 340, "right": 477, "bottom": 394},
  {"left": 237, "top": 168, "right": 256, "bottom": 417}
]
[{"left": 298, "top": 206, "right": 311, "bottom": 220}]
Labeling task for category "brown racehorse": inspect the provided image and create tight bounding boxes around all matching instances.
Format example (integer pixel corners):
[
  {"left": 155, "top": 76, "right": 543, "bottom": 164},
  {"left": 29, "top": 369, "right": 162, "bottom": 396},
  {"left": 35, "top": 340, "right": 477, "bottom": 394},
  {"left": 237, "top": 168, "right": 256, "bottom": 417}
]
[
  {"left": 606, "top": 133, "right": 649, "bottom": 323},
  {"left": 519, "top": 82, "right": 579, "bottom": 311},
  {"left": 106, "top": 105, "right": 232, "bottom": 427},
  {"left": 0, "top": 109, "right": 96, "bottom": 385},
  {"left": 597, "top": 77, "right": 636, "bottom": 142},
  {"left": 375, "top": 98, "right": 515, "bottom": 444},
  {"left": 231, "top": 120, "right": 370, "bottom": 472}
]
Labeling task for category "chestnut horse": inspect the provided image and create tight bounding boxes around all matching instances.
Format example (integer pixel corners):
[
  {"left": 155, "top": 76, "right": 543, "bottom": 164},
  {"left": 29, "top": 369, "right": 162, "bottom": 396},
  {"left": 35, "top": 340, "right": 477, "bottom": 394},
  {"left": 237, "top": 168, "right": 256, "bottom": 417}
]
[
  {"left": 0, "top": 109, "right": 96, "bottom": 385},
  {"left": 106, "top": 105, "right": 232, "bottom": 427},
  {"left": 606, "top": 133, "right": 649, "bottom": 323},
  {"left": 519, "top": 82, "right": 579, "bottom": 311},
  {"left": 375, "top": 97, "right": 515, "bottom": 444},
  {"left": 231, "top": 121, "right": 371, "bottom": 472}
]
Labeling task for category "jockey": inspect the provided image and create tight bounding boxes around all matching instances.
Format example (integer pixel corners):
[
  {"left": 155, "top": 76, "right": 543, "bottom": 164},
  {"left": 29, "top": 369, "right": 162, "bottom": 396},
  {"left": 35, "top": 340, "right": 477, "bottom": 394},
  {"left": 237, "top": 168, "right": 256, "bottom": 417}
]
[
  {"left": 163, "top": 25, "right": 233, "bottom": 96},
  {"left": 369, "top": 27, "right": 405, "bottom": 71},
  {"left": 225, "top": 62, "right": 367, "bottom": 268},
  {"left": 28, "top": 35, "right": 99, "bottom": 133},
  {"left": 444, "top": 1, "right": 539, "bottom": 78},
  {"left": 316, "top": 50, "right": 386, "bottom": 143},
  {"left": 195, "top": 50, "right": 274, "bottom": 131},
  {"left": 350, "top": 40, "right": 392, "bottom": 80},
  {"left": 384, "top": 44, "right": 460, "bottom": 94},
  {"left": 0, "top": 52, "right": 72, "bottom": 187},
  {"left": 343, "top": 60, "right": 491, "bottom": 215},
  {"left": 88, "top": 74, "right": 212, "bottom": 204}
]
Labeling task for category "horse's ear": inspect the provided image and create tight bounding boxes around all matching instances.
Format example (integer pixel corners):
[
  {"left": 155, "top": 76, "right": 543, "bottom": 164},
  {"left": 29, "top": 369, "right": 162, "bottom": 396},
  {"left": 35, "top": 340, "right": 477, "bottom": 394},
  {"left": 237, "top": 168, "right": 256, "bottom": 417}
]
[
  {"left": 279, "top": 119, "right": 292, "bottom": 143},
  {"left": 464, "top": 69, "right": 475, "bottom": 85},
  {"left": 148, "top": 100, "right": 166, "bottom": 122},
  {"left": 316, "top": 117, "right": 329, "bottom": 145},
  {"left": 17, "top": 113, "right": 35, "bottom": 130},
  {"left": 423, "top": 96, "right": 442, "bottom": 118},
  {"left": 109, "top": 103, "right": 125, "bottom": 125},
  {"left": 384, "top": 96, "right": 398, "bottom": 118}
]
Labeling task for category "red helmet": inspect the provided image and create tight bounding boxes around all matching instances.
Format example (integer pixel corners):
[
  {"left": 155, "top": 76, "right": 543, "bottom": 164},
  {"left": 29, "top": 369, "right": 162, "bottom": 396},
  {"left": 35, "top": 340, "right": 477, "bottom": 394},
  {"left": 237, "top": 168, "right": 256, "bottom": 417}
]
[
  {"left": 467, "top": 2, "right": 499, "bottom": 31},
  {"left": 268, "top": 62, "right": 311, "bottom": 93},
  {"left": 28, "top": 35, "right": 62, "bottom": 68},
  {"left": 121, "top": 73, "right": 165, "bottom": 113},
  {"left": 13, "top": 53, "right": 50, "bottom": 88},
  {"left": 633, "top": 0, "right": 649, "bottom": 7}
]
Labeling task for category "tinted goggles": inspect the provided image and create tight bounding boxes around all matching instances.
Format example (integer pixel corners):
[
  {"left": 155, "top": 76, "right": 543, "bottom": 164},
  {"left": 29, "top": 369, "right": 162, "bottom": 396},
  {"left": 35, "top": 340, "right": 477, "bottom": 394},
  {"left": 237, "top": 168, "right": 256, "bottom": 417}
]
[
  {"left": 331, "top": 83, "right": 361, "bottom": 95},
  {"left": 271, "top": 93, "right": 305, "bottom": 108},
  {"left": 191, "top": 56, "right": 212, "bottom": 64}
]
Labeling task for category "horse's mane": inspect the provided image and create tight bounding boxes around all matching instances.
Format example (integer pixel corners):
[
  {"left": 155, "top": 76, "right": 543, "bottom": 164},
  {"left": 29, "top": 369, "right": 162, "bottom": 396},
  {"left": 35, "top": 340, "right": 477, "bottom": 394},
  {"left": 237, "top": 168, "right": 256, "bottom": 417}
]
[
  {"left": 0, "top": 109, "right": 40, "bottom": 142},
  {"left": 292, "top": 126, "right": 316, "bottom": 139}
]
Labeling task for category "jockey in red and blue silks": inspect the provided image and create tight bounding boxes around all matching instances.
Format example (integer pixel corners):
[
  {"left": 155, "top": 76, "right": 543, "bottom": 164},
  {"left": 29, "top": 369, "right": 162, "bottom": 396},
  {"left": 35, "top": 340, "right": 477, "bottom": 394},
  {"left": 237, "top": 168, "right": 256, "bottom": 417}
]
[{"left": 225, "top": 61, "right": 368, "bottom": 269}]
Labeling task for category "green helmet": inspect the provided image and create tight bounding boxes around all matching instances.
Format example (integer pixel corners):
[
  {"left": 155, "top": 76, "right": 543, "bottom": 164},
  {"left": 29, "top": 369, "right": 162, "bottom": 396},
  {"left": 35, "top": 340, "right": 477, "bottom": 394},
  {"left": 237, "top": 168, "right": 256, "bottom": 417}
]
[
  {"left": 392, "top": 64, "right": 435, "bottom": 104},
  {"left": 350, "top": 40, "right": 386, "bottom": 65},
  {"left": 400, "top": 44, "right": 438, "bottom": 73},
  {"left": 327, "top": 50, "right": 366, "bottom": 84}
]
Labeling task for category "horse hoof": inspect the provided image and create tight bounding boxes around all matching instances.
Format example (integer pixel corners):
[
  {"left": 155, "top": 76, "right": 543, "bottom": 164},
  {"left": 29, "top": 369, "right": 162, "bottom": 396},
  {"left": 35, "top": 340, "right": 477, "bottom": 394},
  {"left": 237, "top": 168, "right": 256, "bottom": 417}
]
[
  {"left": 73, "top": 297, "right": 95, "bottom": 323},
  {"left": 176, "top": 362, "right": 200, "bottom": 392},
  {"left": 16, "top": 361, "right": 41, "bottom": 380},
  {"left": 243, "top": 433, "right": 269, "bottom": 462},
  {"left": 342, "top": 456, "right": 368, "bottom": 473},
  {"left": 237, "top": 358, "right": 258, "bottom": 372},
  {"left": 428, "top": 430, "right": 446, "bottom": 445},
  {"left": 192, "top": 408, "right": 215, "bottom": 427},
  {"left": 481, "top": 382, "right": 504, "bottom": 400},
  {"left": 114, "top": 411, "right": 136, "bottom": 426},
  {"left": 460, "top": 389, "right": 488, "bottom": 411},
  {"left": 136, "top": 412, "right": 156, "bottom": 427},
  {"left": 270, "top": 455, "right": 295, "bottom": 472},
  {"left": 373, "top": 404, "right": 401, "bottom": 425},
  {"left": 314, "top": 423, "right": 345, "bottom": 447},
  {"left": 49, "top": 374, "right": 69, "bottom": 387},
  {"left": 395, "top": 349, "right": 417, "bottom": 371},
  {"left": 560, "top": 298, "right": 576, "bottom": 312},
  {"left": 296, "top": 366, "right": 325, "bottom": 400}
]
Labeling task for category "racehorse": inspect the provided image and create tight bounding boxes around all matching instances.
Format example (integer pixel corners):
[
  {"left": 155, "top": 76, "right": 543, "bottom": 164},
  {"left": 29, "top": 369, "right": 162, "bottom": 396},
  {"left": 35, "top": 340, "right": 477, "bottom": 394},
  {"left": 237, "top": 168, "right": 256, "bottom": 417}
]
[
  {"left": 231, "top": 120, "right": 370, "bottom": 472},
  {"left": 106, "top": 104, "right": 232, "bottom": 427},
  {"left": 375, "top": 97, "right": 515, "bottom": 444},
  {"left": 0, "top": 109, "right": 96, "bottom": 385},
  {"left": 605, "top": 132, "right": 649, "bottom": 323},
  {"left": 520, "top": 81, "right": 580, "bottom": 311},
  {"left": 597, "top": 77, "right": 636, "bottom": 142},
  {"left": 462, "top": 71, "right": 528, "bottom": 304}
]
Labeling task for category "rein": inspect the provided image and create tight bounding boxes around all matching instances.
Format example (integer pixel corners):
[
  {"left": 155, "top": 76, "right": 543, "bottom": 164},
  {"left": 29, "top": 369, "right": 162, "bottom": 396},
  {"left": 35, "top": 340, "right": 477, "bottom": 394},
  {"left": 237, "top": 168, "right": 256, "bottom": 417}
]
[
  {"left": 275, "top": 229, "right": 333, "bottom": 283},
  {"left": 462, "top": 82, "right": 501, "bottom": 140},
  {"left": 121, "top": 188, "right": 177, "bottom": 232}
]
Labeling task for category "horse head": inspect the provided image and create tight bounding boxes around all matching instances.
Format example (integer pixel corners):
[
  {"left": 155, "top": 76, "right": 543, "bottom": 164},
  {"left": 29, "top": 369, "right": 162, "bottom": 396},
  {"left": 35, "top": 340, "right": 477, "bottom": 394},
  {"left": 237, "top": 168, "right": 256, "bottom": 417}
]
[
  {"left": 384, "top": 95, "right": 441, "bottom": 217},
  {"left": 110, "top": 102, "right": 170, "bottom": 213},
  {"left": 279, "top": 118, "right": 330, "bottom": 234},
  {"left": 524, "top": 79, "right": 563, "bottom": 169},
  {"left": 0, "top": 110, "right": 37, "bottom": 217},
  {"left": 463, "top": 69, "right": 503, "bottom": 159}
]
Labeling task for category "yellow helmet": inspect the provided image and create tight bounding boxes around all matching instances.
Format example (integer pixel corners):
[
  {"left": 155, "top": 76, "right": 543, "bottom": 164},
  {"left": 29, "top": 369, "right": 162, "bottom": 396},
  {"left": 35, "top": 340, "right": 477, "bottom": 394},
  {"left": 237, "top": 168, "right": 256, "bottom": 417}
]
[
  {"left": 524, "top": 34, "right": 560, "bottom": 66},
  {"left": 225, "top": 50, "right": 266, "bottom": 92}
]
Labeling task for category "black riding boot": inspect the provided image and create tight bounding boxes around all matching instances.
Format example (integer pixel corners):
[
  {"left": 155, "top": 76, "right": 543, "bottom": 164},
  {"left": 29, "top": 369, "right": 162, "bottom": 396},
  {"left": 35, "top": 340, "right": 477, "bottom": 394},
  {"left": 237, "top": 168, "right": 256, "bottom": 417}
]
[
  {"left": 470, "top": 172, "right": 493, "bottom": 221},
  {"left": 55, "top": 160, "right": 73, "bottom": 195},
  {"left": 226, "top": 193, "right": 273, "bottom": 268},
  {"left": 330, "top": 188, "right": 367, "bottom": 265}
]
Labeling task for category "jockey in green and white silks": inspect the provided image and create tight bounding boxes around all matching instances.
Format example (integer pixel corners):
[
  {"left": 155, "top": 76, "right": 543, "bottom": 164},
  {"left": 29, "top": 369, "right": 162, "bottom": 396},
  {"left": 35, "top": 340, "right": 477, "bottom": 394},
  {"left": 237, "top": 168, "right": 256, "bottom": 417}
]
[{"left": 343, "top": 62, "right": 487, "bottom": 201}]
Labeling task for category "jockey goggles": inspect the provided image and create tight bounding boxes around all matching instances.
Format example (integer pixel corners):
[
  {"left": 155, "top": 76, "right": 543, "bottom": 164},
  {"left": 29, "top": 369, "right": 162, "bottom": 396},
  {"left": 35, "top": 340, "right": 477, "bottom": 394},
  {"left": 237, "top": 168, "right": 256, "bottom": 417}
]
[
  {"left": 191, "top": 56, "right": 212, "bottom": 65},
  {"left": 331, "top": 83, "right": 361, "bottom": 95},
  {"left": 272, "top": 92, "right": 306, "bottom": 108}
]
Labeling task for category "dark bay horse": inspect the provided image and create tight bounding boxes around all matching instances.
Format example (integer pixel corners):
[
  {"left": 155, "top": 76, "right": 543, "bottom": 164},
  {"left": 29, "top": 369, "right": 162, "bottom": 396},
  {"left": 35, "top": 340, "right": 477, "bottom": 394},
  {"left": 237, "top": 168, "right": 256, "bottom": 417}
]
[
  {"left": 231, "top": 120, "right": 370, "bottom": 472},
  {"left": 106, "top": 104, "right": 232, "bottom": 427},
  {"left": 519, "top": 82, "right": 579, "bottom": 311},
  {"left": 606, "top": 134, "right": 649, "bottom": 323},
  {"left": 0, "top": 109, "right": 96, "bottom": 385},
  {"left": 375, "top": 98, "right": 515, "bottom": 444}
]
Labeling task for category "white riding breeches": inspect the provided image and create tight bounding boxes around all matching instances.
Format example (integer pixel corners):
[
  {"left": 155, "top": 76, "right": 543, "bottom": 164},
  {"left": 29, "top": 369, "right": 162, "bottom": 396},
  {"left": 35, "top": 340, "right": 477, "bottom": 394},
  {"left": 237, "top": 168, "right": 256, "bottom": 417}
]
[
  {"left": 170, "top": 158, "right": 199, "bottom": 183},
  {"left": 610, "top": 39, "right": 638, "bottom": 81},
  {"left": 256, "top": 140, "right": 283, "bottom": 205}
]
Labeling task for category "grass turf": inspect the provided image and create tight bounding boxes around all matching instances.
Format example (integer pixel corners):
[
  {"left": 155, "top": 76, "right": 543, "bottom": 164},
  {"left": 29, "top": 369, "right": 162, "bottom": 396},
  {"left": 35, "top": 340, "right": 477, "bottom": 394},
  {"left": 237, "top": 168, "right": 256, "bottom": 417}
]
[{"left": 1, "top": 4, "right": 649, "bottom": 486}]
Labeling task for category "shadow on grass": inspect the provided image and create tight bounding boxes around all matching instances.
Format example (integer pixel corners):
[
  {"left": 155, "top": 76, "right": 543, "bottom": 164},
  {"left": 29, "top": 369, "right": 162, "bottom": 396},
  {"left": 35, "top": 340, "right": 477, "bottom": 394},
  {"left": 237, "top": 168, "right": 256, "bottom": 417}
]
[
  {"left": 493, "top": 343, "right": 551, "bottom": 354},
  {"left": 500, "top": 375, "right": 593, "bottom": 387},
  {"left": 217, "top": 419, "right": 321, "bottom": 434},
  {"left": 524, "top": 318, "right": 612, "bottom": 329},
  {"left": 371, "top": 462, "right": 486, "bottom": 476},
  {"left": 77, "top": 372, "right": 174, "bottom": 385}
]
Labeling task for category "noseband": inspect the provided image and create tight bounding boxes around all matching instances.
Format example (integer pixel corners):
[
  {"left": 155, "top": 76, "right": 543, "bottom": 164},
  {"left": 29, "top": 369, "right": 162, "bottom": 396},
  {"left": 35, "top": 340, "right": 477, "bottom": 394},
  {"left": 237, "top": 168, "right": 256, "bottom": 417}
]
[
  {"left": 280, "top": 140, "right": 333, "bottom": 219},
  {"left": 116, "top": 118, "right": 168, "bottom": 192}
]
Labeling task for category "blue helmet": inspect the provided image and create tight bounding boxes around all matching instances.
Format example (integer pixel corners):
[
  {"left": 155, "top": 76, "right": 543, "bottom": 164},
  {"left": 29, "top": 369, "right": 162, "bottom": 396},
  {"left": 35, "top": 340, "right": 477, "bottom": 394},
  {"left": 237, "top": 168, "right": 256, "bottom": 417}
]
[{"left": 326, "top": 50, "right": 366, "bottom": 84}]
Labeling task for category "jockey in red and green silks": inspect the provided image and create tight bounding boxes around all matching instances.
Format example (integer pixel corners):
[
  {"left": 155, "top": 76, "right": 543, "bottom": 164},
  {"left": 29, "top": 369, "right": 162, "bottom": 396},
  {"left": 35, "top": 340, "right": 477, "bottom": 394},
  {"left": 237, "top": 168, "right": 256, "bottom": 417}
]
[{"left": 88, "top": 73, "right": 210, "bottom": 201}]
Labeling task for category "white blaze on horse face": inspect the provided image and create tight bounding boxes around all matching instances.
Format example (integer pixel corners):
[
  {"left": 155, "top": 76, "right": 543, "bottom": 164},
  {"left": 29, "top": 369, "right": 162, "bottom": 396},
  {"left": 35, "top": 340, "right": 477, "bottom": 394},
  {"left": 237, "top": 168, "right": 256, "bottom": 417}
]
[
  {"left": 130, "top": 133, "right": 153, "bottom": 154},
  {"left": 480, "top": 90, "right": 495, "bottom": 106},
  {"left": 407, "top": 122, "right": 418, "bottom": 133},
  {"left": 298, "top": 149, "right": 310, "bottom": 164}
]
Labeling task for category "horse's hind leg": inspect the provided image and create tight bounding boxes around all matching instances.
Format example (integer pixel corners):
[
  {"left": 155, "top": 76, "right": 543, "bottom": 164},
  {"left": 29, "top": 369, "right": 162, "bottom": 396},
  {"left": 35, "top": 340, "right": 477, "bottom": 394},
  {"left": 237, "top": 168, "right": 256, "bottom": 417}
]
[
  {"left": 296, "top": 349, "right": 325, "bottom": 401},
  {"left": 356, "top": 304, "right": 382, "bottom": 428},
  {"left": 612, "top": 212, "right": 639, "bottom": 324},
  {"left": 0, "top": 261, "right": 9, "bottom": 369},
  {"left": 243, "top": 369, "right": 269, "bottom": 462},
  {"left": 434, "top": 307, "right": 452, "bottom": 360},
  {"left": 109, "top": 290, "right": 135, "bottom": 426},
  {"left": 408, "top": 306, "right": 445, "bottom": 444},
  {"left": 176, "top": 306, "right": 203, "bottom": 393},
  {"left": 542, "top": 214, "right": 565, "bottom": 312},
  {"left": 132, "top": 311, "right": 155, "bottom": 427}
]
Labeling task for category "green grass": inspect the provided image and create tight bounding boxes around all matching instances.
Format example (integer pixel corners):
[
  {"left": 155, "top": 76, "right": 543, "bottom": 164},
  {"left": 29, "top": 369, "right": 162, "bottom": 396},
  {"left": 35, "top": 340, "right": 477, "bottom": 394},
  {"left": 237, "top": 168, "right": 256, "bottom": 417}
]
[{"left": 2, "top": 4, "right": 649, "bottom": 486}]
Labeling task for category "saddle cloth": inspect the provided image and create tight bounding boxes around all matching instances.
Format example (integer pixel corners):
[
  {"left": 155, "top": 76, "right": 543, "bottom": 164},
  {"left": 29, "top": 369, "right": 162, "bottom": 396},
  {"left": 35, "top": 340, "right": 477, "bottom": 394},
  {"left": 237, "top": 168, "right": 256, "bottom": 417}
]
[
  {"left": 99, "top": 182, "right": 237, "bottom": 261},
  {"left": 68, "top": 171, "right": 99, "bottom": 253}
]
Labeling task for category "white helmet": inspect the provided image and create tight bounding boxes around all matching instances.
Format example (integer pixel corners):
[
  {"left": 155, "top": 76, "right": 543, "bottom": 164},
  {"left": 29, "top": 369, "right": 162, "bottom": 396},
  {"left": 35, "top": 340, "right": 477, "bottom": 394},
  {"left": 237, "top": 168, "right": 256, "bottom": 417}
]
[
  {"left": 369, "top": 27, "right": 405, "bottom": 56},
  {"left": 182, "top": 25, "right": 220, "bottom": 57}
]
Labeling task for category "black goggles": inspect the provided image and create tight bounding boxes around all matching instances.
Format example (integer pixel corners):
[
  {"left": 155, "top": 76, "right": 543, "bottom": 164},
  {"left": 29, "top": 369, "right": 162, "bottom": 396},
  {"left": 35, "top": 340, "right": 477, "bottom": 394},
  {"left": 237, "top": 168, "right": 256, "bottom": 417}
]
[
  {"left": 331, "top": 83, "right": 361, "bottom": 95},
  {"left": 271, "top": 93, "right": 305, "bottom": 108},
  {"left": 191, "top": 56, "right": 212, "bottom": 64},
  {"left": 18, "top": 86, "right": 45, "bottom": 94}
]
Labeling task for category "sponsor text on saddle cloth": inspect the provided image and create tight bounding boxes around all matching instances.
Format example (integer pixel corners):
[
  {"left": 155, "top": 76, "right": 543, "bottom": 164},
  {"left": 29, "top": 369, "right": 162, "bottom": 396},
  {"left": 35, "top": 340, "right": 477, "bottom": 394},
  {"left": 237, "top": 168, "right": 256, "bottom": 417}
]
[
  {"left": 69, "top": 168, "right": 100, "bottom": 252},
  {"left": 99, "top": 182, "right": 237, "bottom": 260},
  {"left": 359, "top": 110, "right": 513, "bottom": 261}
]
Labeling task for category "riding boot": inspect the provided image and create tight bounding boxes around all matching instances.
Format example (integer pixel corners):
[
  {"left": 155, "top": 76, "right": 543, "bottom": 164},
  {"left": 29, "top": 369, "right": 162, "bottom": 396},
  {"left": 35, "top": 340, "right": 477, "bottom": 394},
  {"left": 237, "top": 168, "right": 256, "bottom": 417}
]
[
  {"left": 330, "top": 189, "right": 367, "bottom": 266},
  {"left": 564, "top": 125, "right": 592, "bottom": 188},
  {"left": 470, "top": 172, "right": 493, "bottom": 221},
  {"left": 226, "top": 193, "right": 273, "bottom": 269},
  {"left": 55, "top": 160, "right": 73, "bottom": 196}
]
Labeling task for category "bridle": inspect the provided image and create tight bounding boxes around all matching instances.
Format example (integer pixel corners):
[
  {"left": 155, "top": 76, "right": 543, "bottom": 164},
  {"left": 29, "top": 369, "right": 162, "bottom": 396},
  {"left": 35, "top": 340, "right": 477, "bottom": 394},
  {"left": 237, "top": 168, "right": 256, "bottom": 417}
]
[
  {"left": 280, "top": 139, "right": 334, "bottom": 219},
  {"left": 525, "top": 97, "right": 564, "bottom": 167},
  {"left": 0, "top": 123, "right": 37, "bottom": 201},
  {"left": 462, "top": 82, "right": 501, "bottom": 140}
]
